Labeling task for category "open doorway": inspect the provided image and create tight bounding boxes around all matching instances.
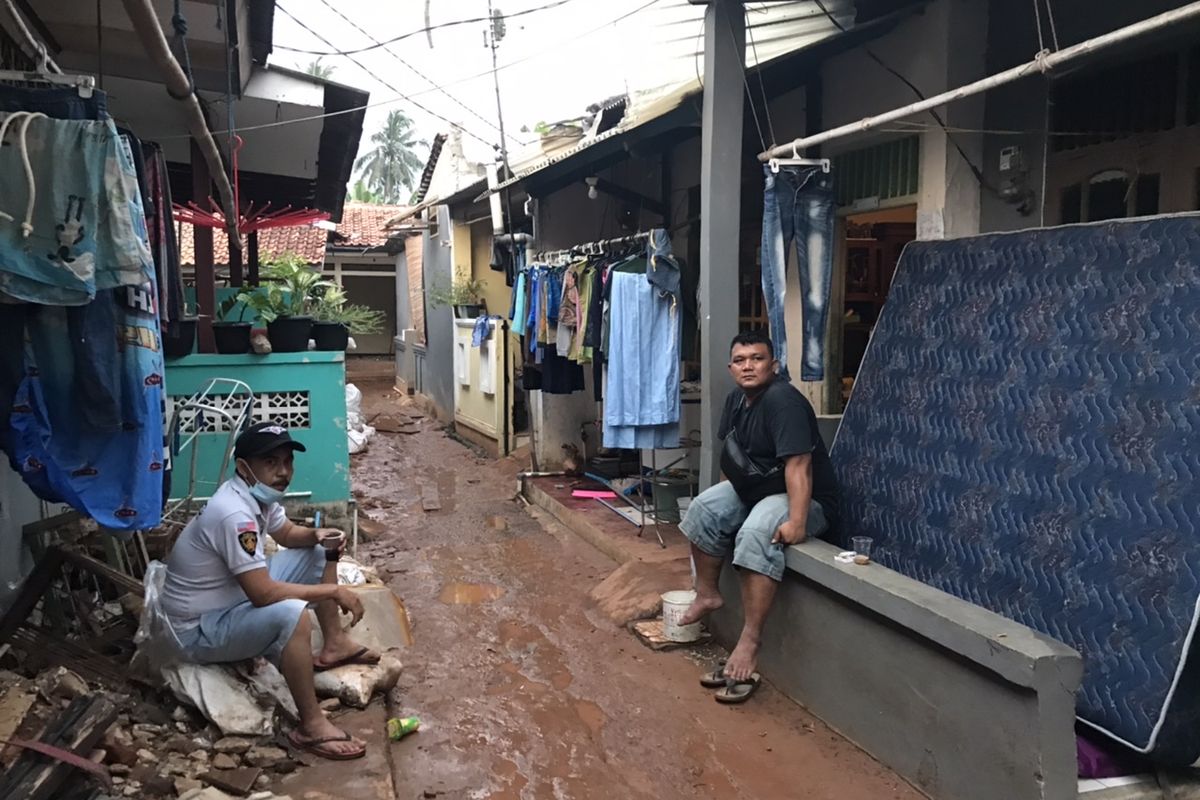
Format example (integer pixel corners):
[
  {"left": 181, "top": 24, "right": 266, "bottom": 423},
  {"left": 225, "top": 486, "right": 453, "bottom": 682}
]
[{"left": 839, "top": 205, "right": 916, "bottom": 408}]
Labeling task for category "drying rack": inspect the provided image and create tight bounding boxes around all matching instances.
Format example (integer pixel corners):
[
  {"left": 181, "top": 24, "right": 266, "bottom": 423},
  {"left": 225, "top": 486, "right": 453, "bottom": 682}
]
[
  {"left": 0, "top": 44, "right": 95, "bottom": 97},
  {"left": 162, "top": 378, "right": 255, "bottom": 528},
  {"left": 533, "top": 230, "right": 653, "bottom": 264}
]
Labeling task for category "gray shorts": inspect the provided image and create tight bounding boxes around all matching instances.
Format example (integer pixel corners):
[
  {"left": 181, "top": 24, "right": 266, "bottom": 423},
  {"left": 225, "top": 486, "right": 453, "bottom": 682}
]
[
  {"left": 175, "top": 545, "right": 328, "bottom": 666},
  {"left": 679, "top": 481, "right": 828, "bottom": 581}
]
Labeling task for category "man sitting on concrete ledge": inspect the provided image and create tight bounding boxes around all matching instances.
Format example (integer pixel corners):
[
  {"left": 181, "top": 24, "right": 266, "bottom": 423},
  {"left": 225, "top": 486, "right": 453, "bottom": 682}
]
[
  {"left": 679, "top": 331, "right": 841, "bottom": 702},
  {"left": 161, "top": 422, "right": 380, "bottom": 760}
]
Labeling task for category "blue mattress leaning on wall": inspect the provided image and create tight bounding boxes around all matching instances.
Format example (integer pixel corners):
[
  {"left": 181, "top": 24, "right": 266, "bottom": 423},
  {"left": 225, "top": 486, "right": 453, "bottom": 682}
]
[{"left": 831, "top": 215, "right": 1200, "bottom": 764}]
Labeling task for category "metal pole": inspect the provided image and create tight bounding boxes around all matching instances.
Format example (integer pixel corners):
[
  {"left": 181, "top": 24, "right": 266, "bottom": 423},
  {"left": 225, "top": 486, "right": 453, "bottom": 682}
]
[
  {"left": 761, "top": 1, "right": 1200, "bottom": 159},
  {"left": 698, "top": 0, "right": 745, "bottom": 489}
]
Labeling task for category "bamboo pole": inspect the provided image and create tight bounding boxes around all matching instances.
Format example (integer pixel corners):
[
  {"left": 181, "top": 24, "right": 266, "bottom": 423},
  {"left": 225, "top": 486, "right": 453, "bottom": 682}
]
[
  {"left": 119, "top": 0, "right": 241, "bottom": 252},
  {"left": 761, "top": 1, "right": 1200, "bottom": 160}
]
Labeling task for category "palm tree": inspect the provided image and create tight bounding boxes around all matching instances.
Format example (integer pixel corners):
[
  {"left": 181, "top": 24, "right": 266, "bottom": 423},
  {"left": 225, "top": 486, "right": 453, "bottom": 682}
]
[
  {"left": 346, "top": 179, "right": 380, "bottom": 205},
  {"left": 304, "top": 59, "right": 335, "bottom": 80},
  {"left": 354, "top": 111, "right": 426, "bottom": 205}
]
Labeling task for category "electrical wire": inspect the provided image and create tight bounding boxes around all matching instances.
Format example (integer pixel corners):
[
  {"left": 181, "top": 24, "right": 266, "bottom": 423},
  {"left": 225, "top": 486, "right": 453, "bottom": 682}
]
[
  {"left": 274, "top": 0, "right": 582, "bottom": 57},
  {"left": 810, "top": 0, "right": 994, "bottom": 194},
  {"left": 152, "top": 0, "right": 662, "bottom": 140},
  {"left": 278, "top": 4, "right": 499, "bottom": 149},
  {"left": 745, "top": 6, "right": 777, "bottom": 147},
  {"left": 1043, "top": 0, "right": 1061, "bottom": 50},
  {"left": 1032, "top": 0, "right": 1046, "bottom": 53},
  {"left": 721, "top": 10, "right": 767, "bottom": 151},
  {"left": 311, "top": 0, "right": 530, "bottom": 147}
]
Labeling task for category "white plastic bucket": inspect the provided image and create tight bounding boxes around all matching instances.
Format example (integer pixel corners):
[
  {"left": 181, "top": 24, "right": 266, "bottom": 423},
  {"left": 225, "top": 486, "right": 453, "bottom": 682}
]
[{"left": 661, "top": 589, "right": 701, "bottom": 643}]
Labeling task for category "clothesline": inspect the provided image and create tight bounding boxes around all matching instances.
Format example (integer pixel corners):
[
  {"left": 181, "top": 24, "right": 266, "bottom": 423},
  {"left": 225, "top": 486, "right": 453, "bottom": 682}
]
[{"left": 533, "top": 231, "right": 653, "bottom": 264}]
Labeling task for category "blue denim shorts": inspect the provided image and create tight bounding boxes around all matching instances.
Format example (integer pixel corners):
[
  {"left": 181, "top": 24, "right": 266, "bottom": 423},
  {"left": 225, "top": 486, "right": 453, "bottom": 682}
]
[
  {"left": 680, "top": 481, "right": 828, "bottom": 581},
  {"left": 175, "top": 546, "right": 327, "bottom": 665}
]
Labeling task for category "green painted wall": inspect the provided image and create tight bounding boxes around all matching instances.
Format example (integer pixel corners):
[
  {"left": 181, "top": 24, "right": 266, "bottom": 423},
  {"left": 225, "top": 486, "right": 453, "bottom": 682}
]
[{"left": 164, "top": 352, "right": 350, "bottom": 506}]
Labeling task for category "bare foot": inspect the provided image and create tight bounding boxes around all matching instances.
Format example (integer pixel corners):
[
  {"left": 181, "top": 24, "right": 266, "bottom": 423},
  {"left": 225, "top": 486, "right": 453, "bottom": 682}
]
[
  {"left": 291, "top": 716, "right": 366, "bottom": 759},
  {"left": 723, "top": 634, "right": 761, "bottom": 683},
  {"left": 679, "top": 591, "right": 724, "bottom": 626}
]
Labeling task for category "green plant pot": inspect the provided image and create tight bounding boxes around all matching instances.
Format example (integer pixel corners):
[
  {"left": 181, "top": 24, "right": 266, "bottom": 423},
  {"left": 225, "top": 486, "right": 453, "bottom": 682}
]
[
  {"left": 312, "top": 321, "right": 350, "bottom": 351},
  {"left": 213, "top": 321, "right": 252, "bottom": 354},
  {"left": 267, "top": 315, "right": 314, "bottom": 353}
]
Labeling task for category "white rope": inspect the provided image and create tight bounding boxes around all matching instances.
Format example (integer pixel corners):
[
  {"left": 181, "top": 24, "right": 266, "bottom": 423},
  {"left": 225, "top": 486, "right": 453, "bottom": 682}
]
[{"left": 0, "top": 111, "right": 45, "bottom": 238}]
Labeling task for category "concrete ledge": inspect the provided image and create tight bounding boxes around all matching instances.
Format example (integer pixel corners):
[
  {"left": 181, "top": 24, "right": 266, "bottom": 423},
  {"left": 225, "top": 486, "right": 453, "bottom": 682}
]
[{"left": 711, "top": 540, "right": 1083, "bottom": 800}]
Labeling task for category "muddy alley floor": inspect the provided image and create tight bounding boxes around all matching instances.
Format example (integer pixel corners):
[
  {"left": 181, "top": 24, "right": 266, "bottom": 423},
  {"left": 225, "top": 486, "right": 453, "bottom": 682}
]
[{"left": 350, "top": 380, "right": 922, "bottom": 800}]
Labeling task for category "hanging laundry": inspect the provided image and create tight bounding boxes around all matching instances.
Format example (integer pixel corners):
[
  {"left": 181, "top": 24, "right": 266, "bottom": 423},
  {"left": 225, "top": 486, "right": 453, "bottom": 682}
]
[
  {"left": 3, "top": 282, "right": 166, "bottom": 530},
  {"left": 0, "top": 113, "right": 154, "bottom": 305},
  {"left": 603, "top": 270, "right": 681, "bottom": 449}
]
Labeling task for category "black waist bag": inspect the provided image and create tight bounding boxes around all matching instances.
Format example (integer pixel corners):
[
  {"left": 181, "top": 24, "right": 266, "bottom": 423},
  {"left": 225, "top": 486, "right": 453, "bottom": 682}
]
[{"left": 720, "top": 429, "right": 786, "bottom": 507}]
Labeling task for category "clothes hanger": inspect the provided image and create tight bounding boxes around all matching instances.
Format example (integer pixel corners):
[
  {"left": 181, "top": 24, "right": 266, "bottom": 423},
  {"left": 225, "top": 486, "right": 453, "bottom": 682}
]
[
  {"left": 0, "top": 45, "right": 96, "bottom": 98},
  {"left": 768, "top": 142, "right": 830, "bottom": 174}
]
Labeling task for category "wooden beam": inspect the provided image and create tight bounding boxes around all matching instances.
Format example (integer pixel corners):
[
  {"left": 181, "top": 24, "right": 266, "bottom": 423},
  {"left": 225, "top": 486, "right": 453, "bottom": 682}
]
[{"left": 191, "top": 139, "right": 216, "bottom": 352}]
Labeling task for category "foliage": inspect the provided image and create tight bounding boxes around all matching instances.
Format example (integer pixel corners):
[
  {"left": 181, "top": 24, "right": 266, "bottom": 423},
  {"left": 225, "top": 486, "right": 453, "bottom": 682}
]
[
  {"left": 304, "top": 59, "right": 336, "bottom": 80},
  {"left": 346, "top": 179, "right": 380, "bottom": 205},
  {"left": 235, "top": 253, "right": 331, "bottom": 323},
  {"left": 427, "top": 277, "right": 485, "bottom": 308},
  {"left": 354, "top": 110, "right": 427, "bottom": 205},
  {"left": 312, "top": 284, "right": 386, "bottom": 334}
]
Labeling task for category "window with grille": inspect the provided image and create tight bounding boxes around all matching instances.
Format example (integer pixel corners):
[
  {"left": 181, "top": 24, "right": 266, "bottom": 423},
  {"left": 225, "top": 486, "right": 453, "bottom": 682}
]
[{"left": 832, "top": 136, "right": 920, "bottom": 207}]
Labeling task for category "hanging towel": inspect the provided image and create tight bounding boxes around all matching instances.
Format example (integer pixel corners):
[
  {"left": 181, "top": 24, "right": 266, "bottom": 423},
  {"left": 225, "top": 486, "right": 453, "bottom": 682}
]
[
  {"left": 0, "top": 114, "right": 153, "bottom": 305},
  {"left": 603, "top": 271, "right": 680, "bottom": 449}
]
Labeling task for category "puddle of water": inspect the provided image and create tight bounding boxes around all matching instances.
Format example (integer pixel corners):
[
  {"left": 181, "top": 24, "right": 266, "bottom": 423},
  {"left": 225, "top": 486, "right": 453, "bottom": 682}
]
[
  {"left": 439, "top": 582, "right": 505, "bottom": 605},
  {"left": 573, "top": 700, "right": 606, "bottom": 737}
]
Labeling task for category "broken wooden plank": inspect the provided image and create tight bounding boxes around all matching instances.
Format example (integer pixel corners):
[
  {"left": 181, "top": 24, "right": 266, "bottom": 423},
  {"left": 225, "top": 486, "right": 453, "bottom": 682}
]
[
  {"left": 202, "top": 766, "right": 263, "bottom": 796},
  {"left": 58, "top": 549, "right": 143, "bottom": 595},
  {"left": 0, "top": 695, "right": 117, "bottom": 800},
  {"left": 630, "top": 619, "right": 712, "bottom": 651},
  {"left": 0, "top": 549, "right": 66, "bottom": 648}
]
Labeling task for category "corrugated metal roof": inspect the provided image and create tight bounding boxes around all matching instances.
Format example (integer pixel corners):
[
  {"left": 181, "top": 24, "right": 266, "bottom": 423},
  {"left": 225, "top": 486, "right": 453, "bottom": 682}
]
[{"left": 488, "top": 0, "right": 857, "bottom": 195}]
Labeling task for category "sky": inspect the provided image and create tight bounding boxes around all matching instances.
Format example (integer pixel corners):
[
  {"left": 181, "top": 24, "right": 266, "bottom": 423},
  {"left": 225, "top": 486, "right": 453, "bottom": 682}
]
[{"left": 269, "top": 0, "right": 703, "bottom": 169}]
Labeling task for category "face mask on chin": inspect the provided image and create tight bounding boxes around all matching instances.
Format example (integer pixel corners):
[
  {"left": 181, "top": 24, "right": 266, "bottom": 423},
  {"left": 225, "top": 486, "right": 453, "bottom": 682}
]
[{"left": 237, "top": 459, "right": 286, "bottom": 505}]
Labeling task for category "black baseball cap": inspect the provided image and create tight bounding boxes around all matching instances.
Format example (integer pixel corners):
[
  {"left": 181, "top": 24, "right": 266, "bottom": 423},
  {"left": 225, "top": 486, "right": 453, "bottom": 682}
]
[{"left": 234, "top": 422, "right": 308, "bottom": 459}]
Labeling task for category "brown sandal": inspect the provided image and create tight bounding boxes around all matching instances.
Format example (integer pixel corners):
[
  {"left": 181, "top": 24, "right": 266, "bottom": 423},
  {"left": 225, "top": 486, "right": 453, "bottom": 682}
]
[
  {"left": 313, "top": 646, "right": 381, "bottom": 672},
  {"left": 287, "top": 729, "right": 366, "bottom": 761}
]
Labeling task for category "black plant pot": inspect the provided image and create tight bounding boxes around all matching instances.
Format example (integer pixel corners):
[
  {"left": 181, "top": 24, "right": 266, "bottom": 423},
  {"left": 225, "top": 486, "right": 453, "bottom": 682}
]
[
  {"left": 312, "top": 321, "right": 350, "bottom": 351},
  {"left": 454, "top": 304, "right": 485, "bottom": 319},
  {"left": 162, "top": 317, "right": 197, "bottom": 359},
  {"left": 213, "top": 321, "right": 252, "bottom": 354},
  {"left": 267, "top": 315, "right": 314, "bottom": 353}
]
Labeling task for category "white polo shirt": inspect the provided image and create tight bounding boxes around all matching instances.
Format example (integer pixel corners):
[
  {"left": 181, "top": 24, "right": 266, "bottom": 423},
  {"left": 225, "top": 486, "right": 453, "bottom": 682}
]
[{"left": 161, "top": 475, "right": 287, "bottom": 629}]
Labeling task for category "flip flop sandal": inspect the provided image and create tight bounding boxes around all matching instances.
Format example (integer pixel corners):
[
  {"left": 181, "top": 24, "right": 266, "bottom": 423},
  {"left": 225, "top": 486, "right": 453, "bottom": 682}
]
[
  {"left": 287, "top": 730, "right": 366, "bottom": 761},
  {"left": 700, "top": 660, "right": 728, "bottom": 689},
  {"left": 715, "top": 673, "right": 762, "bottom": 704},
  {"left": 313, "top": 646, "right": 381, "bottom": 672}
]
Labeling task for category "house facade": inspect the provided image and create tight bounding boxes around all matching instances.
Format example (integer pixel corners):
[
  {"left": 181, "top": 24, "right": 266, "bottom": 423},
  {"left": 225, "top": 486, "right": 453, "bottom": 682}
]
[{"left": 394, "top": 0, "right": 1200, "bottom": 469}]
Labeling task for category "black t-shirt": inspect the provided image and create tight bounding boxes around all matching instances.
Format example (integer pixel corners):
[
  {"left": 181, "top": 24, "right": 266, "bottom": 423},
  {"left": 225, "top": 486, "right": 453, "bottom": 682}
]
[{"left": 718, "top": 379, "right": 841, "bottom": 533}]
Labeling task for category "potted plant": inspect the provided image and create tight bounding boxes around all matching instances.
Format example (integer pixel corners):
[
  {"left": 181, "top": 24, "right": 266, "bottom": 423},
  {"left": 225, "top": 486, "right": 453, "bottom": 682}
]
[
  {"left": 213, "top": 294, "right": 253, "bottom": 354},
  {"left": 312, "top": 285, "right": 386, "bottom": 350},
  {"left": 429, "top": 278, "right": 487, "bottom": 319},
  {"left": 238, "top": 254, "right": 331, "bottom": 352},
  {"left": 162, "top": 302, "right": 198, "bottom": 359}
]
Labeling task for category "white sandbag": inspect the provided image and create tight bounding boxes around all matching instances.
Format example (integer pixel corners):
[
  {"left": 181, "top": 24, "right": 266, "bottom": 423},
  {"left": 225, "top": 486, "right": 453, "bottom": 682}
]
[{"left": 312, "top": 655, "right": 402, "bottom": 709}]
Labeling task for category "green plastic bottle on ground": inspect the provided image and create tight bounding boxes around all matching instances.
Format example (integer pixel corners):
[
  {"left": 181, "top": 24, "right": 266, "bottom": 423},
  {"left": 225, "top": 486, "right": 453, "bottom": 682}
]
[{"left": 387, "top": 716, "right": 421, "bottom": 741}]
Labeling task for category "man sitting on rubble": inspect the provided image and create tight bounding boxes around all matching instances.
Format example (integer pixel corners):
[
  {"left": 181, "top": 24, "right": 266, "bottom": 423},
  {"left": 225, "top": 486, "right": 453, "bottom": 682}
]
[
  {"left": 678, "top": 331, "right": 841, "bottom": 703},
  {"left": 161, "top": 422, "right": 380, "bottom": 760}
]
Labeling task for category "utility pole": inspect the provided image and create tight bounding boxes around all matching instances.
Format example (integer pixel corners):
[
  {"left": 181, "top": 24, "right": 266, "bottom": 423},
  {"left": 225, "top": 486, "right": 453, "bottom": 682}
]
[{"left": 697, "top": 0, "right": 745, "bottom": 488}]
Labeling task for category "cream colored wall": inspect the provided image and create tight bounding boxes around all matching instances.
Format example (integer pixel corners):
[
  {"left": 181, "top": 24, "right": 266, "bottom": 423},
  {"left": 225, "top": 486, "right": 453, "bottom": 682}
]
[{"left": 452, "top": 320, "right": 503, "bottom": 440}]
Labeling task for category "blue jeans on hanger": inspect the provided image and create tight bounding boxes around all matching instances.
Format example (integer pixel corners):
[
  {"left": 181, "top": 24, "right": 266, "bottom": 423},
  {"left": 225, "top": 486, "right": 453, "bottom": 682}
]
[
  {"left": 0, "top": 86, "right": 108, "bottom": 120},
  {"left": 760, "top": 164, "right": 835, "bottom": 382}
]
